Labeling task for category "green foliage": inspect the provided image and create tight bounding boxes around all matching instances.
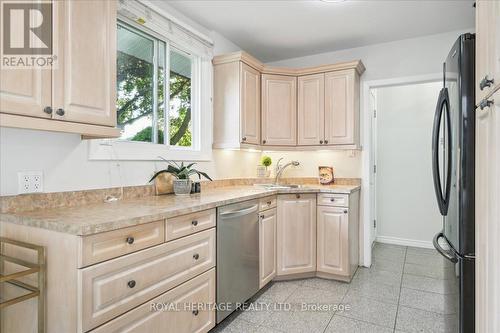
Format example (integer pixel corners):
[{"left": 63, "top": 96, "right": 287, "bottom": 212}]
[
  {"left": 149, "top": 158, "right": 213, "bottom": 182},
  {"left": 117, "top": 50, "right": 192, "bottom": 146},
  {"left": 261, "top": 156, "right": 272, "bottom": 167}
]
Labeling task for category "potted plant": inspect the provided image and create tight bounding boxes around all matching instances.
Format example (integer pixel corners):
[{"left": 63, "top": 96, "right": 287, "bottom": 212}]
[
  {"left": 149, "top": 158, "right": 212, "bottom": 195},
  {"left": 261, "top": 156, "right": 272, "bottom": 177}
]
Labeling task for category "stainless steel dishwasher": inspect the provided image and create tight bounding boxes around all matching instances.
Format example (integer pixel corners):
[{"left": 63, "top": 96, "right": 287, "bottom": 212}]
[{"left": 216, "top": 199, "right": 260, "bottom": 323}]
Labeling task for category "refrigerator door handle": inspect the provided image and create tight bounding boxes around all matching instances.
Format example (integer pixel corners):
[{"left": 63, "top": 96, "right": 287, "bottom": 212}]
[
  {"left": 433, "top": 231, "right": 459, "bottom": 263},
  {"left": 431, "top": 87, "right": 452, "bottom": 216}
]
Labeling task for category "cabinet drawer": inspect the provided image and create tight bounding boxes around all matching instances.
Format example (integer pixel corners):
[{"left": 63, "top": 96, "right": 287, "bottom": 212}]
[
  {"left": 166, "top": 209, "right": 216, "bottom": 241},
  {"left": 80, "top": 229, "right": 215, "bottom": 331},
  {"left": 259, "top": 196, "right": 277, "bottom": 211},
  {"left": 79, "top": 221, "right": 165, "bottom": 267},
  {"left": 90, "top": 268, "right": 216, "bottom": 333},
  {"left": 317, "top": 193, "right": 349, "bottom": 207}
]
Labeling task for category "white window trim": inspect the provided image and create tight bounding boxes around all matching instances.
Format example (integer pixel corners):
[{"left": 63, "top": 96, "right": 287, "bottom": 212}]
[{"left": 89, "top": 1, "right": 213, "bottom": 161}]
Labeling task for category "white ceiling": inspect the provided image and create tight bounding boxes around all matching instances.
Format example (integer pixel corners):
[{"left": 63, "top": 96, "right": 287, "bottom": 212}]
[{"left": 165, "top": 0, "right": 475, "bottom": 62}]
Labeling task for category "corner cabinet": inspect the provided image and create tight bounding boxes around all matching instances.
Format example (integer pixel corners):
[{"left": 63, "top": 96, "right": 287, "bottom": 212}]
[
  {"left": 213, "top": 59, "right": 261, "bottom": 148},
  {"left": 0, "top": 0, "right": 120, "bottom": 138},
  {"left": 276, "top": 194, "right": 316, "bottom": 276},
  {"left": 261, "top": 74, "right": 297, "bottom": 146},
  {"left": 212, "top": 51, "right": 365, "bottom": 151}
]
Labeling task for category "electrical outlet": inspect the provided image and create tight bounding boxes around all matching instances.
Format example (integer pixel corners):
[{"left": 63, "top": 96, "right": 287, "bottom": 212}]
[{"left": 17, "top": 171, "right": 43, "bottom": 194}]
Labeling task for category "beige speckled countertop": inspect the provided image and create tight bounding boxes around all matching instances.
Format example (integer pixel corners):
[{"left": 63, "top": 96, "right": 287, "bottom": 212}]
[{"left": 0, "top": 184, "right": 360, "bottom": 236}]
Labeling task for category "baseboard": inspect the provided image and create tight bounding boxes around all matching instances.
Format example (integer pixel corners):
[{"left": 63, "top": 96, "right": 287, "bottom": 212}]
[{"left": 376, "top": 235, "right": 434, "bottom": 249}]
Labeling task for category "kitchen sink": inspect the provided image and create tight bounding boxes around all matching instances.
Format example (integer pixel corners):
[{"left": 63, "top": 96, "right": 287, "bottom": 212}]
[{"left": 254, "top": 184, "right": 306, "bottom": 190}]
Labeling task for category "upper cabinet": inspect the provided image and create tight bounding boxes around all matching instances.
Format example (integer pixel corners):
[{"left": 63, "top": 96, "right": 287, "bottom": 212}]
[
  {"left": 0, "top": 0, "right": 119, "bottom": 138},
  {"left": 298, "top": 73, "right": 324, "bottom": 146},
  {"left": 213, "top": 59, "right": 261, "bottom": 148},
  {"left": 476, "top": 0, "right": 500, "bottom": 105},
  {"left": 261, "top": 74, "right": 297, "bottom": 146},
  {"left": 52, "top": 0, "right": 117, "bottom": 126},
  {"left": 212, "top": 51, "right": 364, "bottom": 150},
  {"left": 324, "top": 70, "right": 359, "bottom": 146}
]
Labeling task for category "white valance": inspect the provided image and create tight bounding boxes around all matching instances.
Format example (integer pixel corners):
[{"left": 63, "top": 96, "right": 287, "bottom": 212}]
[{"left": 117, "top": 0, "right": 214, "bottom": 59}]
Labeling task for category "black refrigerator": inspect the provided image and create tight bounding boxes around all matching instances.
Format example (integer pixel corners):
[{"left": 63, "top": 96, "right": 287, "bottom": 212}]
[{"left": 431, "top": 33, "right": 475, "bottom": 333}]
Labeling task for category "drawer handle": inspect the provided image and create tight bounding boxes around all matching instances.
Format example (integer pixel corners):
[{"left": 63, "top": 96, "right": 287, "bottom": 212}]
[
  {"left": 330, "top": 198, "right": 335, "bottom": 202},
  {"left": 192, "top": 309, "right": 199, "bottom": 316},
  {"left": 126, "top": 236, "right": 135, "bottom": 245},
  {"left": 324, "top": 140, "right": 329, "bottom": 144},
  {"left": 260, "top": 214, "right": 265, "bottom": 220},
  {"left": 296, "top": 194, "right": 301, "bottom": 199},
  {"left": 266, "top": 200, "right": 272, "bottom": 205},
  {"left": 344, "top": 210, "right": 348, "bottom": 214},
  {"left": 191, "top": 220, "right": 198, "bottom": 226},
  {"left": 127, "top": 280, "right": 136, "bottom": 288},
  {"left": 193, "top": 253, "right": 200, "bottom": 260}
]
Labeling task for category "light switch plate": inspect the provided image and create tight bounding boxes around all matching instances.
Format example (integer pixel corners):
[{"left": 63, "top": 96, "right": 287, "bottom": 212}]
[{"left": 18, "top": 171, "right": 44, "bottom": 194}]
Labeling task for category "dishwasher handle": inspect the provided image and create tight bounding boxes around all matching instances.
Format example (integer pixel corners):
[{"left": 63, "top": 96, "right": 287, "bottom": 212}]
[{"left": 219, "top": 204, "right": 259, "bottom": 219}]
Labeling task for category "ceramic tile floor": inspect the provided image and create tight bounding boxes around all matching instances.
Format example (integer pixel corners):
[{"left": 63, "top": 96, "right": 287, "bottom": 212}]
[{"left": 211, "top": 242, "right": 458, "bottom": 333}]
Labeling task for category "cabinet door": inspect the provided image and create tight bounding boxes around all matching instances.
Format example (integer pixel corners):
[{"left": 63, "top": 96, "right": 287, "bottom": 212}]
[
  {"left": 53, "top": 0, "right": 116, "bottom": 126},
  {"left": 261, "top": 74, "right": 297, "bottom": 146},
  {"left": 259, "top": 208, "right": 277, "bottom": 288},
  {"left": 240, "top": 63, "right": 261, "bottom": 145},
  {"left": 317, "top": 206, "right": 349, "bottom": 276},
  {"left": 324, "top": 70, "right": 357, "bottom": 145},
  {"left": 277, "top": 194, "right": 316, "bottom": 276},
  {"left": 298, "top": 74, "right": 324, "bottom": 145},
  {"left": 0, "top": 67, "right": 51, "bottom": 118}
]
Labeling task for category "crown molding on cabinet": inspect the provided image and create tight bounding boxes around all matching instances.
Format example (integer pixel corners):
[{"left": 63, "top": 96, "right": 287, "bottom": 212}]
[{"left": 212, "top": 51, "right": 366, "bottom": 76}]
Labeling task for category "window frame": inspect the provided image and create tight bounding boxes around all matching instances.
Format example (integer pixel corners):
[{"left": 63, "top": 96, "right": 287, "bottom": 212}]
[{"left": 88, "top": 16, "right": 212, "bottom": 161}]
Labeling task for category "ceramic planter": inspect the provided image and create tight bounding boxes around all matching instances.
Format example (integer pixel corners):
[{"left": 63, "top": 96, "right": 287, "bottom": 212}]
[{"left": 173, "top": 179, "right": 192, "bottom": 195}]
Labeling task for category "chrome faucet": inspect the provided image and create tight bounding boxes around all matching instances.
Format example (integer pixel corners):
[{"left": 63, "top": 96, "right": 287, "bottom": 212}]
[{"left": 274, "top": 158, "right": 300, "bottom": 184}]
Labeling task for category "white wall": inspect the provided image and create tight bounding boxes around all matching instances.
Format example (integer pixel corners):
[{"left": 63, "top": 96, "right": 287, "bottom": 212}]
[{"left": 375, "top": 82, "right": 443, "bottom": 246}]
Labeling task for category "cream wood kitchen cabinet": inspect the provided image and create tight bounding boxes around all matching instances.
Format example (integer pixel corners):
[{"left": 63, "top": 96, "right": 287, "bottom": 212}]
[
  {"left": 52, "top": 0, "right": 116, "bottom": 126},
  {"left": 298, "top": 73, "right": 325, "bottom": 145},
  {"left": 316, "top": 192, "right": 359, "bottom": 281},
  {"left": 0, "top": 0, "right": 120, "bottom": 138},
  {"left": 324, "top": 69, "right": 359, "bottom": 146},
  {"left": 259, "top": 207, "right": 277, "bottom": 288},
  {"left": 261, "top": 74, "right": 297, "bottom": 146},
  {"left": 277, "top": 194, "right": 316, "bottom": 276},
  {"left": 213, "top": 59, "right": 261, "bottom": 148}
]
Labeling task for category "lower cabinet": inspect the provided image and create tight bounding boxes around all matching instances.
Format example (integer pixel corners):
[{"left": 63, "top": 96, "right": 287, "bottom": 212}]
[
  {"left": 316, "top": 193, "right": 359, "bottom": 281},
  {"left": 259, "top": 208, "right": 277, "bottom": 288},
  {"left": 277, "top": 194, "right": 317, "bottom": 276},
  {"left": 90, "top": 269, "right": 216, "bottom": 333}
]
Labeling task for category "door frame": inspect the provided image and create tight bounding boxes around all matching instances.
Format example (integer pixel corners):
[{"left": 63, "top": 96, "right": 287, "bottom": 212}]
[{"left": 360, "top": 73, "right": 442, "bottom": 267}]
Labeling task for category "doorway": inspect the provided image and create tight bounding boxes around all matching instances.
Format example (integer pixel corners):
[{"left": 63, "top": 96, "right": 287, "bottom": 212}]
[{"left": 370, "top": 81, "right": 443, "bottom": 248}]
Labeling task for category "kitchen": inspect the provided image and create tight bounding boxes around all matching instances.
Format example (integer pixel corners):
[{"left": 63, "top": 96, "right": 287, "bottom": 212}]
[{"left": 0, "top": 1, "right": 499, "bottom": 333}]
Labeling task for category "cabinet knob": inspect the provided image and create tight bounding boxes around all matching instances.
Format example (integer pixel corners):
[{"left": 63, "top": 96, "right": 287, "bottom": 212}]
[
  {"left": 262, "top": 140, "right": 267, "bottom": 144},
  {"left": 193, "top": 253, "right": 200, "bottom": 260},
  {"left": 266, "top": 200, "right": 272, "bottom": 205},
  {"left": 296, "top": 194, "right": 301, "bottom": 199},
  {"left": 344, "top": 210, "right": 348, "bottom": 214},
  {"left": 480, "top": 75, "right": 494, "bottom": 90},
  {"left": 126, "top": 236, "right": 134, "bottom": 245},
  {"left": 320, "top": 140, "right": 324, "bottom": 144},
  {"left": 192, "top": 309, "right": 199, "bottom": 316},
  {"left": 43, "top": 106, "right": 53, "bottom": 114},
  {"left": 55, "top": 108, "right": 65, "bottom": 116},
  {"left": 127, "top": 280, "right": 136, "bottom": 288},
  {"left": 260, "top": 214, "right": 265, "bottom": 220},
  {"left": 191, "top": 220, "right": 198, "bottom": 226},
  {"left": 330, "top": 198, "right": 335, "bottom": 202},
  {"left": 242, "top": 137, "right": 247, "bottom": 141},
  {"left": 479, "top": 98, "right": 494, "bottom": 110},
  {"left": 324, "top": 140, "right": 329, "bottom": 144}
]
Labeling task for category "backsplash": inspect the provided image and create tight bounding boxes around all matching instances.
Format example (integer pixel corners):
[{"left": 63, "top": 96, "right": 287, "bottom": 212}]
[{"left": 0, "top": 177, "right": 360, "bottom": 213}]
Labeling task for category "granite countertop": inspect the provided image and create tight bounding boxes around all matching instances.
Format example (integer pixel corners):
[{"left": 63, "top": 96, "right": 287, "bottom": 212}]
[{"left": 0, "top": 184, "right": 360, "bottom": 236}]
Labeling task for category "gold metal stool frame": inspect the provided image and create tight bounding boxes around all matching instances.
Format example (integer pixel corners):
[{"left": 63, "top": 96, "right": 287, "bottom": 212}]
[{"left": 0, "top": 237, "right": 45, "bottom": 333}]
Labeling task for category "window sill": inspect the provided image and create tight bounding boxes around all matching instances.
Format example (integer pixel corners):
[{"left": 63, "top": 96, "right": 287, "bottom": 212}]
[{"left": 88, "top": 140, "right": 212, "bottom": 161}]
